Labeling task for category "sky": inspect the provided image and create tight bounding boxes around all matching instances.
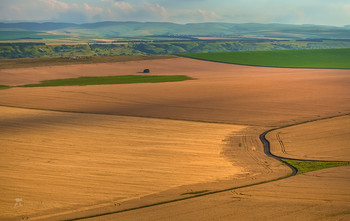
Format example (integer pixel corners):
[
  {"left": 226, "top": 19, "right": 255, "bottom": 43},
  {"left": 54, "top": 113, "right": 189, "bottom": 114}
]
[{"left": 0, "top": 0, "right": 349, "bottom": 26}]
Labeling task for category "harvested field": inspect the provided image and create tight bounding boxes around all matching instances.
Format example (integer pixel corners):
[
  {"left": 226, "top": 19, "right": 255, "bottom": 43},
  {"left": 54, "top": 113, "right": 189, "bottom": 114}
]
[
  {"left": 0, "top": 106, "right": 250, "bottom": 220},
  {"left": 267, "top": 115, "right": 350, "bottom": 161},
  {"left": 96, "top": 166, "right": 350, "bottom": 221},
  {"left": 0, "top": 105, "right": 290, "bottom": 220},
  {"left": 1, "top": 56, "right": 349, "bottom": 220},
  {"left": 1, "top": 57, "right": 350, "bottom": 126},
  {"left": 69, "top": 116, "right": 350, "bottom": 221}
]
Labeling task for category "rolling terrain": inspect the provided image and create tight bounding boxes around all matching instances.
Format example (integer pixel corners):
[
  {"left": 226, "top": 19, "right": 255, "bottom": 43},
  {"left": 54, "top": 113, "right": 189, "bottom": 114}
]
[
  {"left": 90, "top": 115, "right": 349, "bottom": 221},
  {"left": 0, "top": 52, "right": 349, "bottom": 220},
  {"left": 1, "top": 22, "right": 350, "bottom": 59},
  {"left": 0, "top": 106, "right": 251, "bottom": 220},
  {"left": 0, "top": 57, "right": 349, "bottom": 126}
]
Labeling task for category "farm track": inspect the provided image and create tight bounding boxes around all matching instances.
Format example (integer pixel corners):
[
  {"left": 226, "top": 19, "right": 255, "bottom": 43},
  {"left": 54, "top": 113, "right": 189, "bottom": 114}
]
[
  {"left": 242, "top": 134, "right": 273, "bottom": 174},
  {"left": 60, "top": 112, "right": 350, "bottom": 221}
]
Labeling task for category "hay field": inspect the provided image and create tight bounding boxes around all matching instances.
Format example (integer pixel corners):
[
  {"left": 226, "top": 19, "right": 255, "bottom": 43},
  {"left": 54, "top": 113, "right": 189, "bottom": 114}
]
[
  {"left": 267, "top": 115, "right": 350, "bottom": 161},
  {"left": 1, "top": 57, "right": 350, "bottom": 126},
  {"left": 0, "top": 106, "right": 247, "bottom": 220}
]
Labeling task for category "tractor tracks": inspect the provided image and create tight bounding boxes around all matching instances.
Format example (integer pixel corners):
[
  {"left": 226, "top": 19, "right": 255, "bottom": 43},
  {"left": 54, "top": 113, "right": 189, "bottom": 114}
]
[
  {"left": 242, "top": 134, "right": 273, "bottom": 174},
  {"left": 276, "top": 132, "right": 287, "bottom": 154}
]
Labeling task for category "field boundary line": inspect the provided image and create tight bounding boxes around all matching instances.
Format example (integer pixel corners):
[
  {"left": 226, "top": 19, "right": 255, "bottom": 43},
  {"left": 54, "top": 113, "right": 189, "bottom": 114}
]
[{"left": 0, "top": 104, "right": 261, "bottom": 126}]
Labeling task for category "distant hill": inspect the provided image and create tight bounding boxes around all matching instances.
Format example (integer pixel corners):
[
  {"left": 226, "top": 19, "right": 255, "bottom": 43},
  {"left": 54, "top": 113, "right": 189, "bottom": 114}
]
[
  {"left": 0, "top": 22, "right": 80, "bottom": 31},
  {"left": 1, "top": 21, "right": 350, "bottom": 41}
]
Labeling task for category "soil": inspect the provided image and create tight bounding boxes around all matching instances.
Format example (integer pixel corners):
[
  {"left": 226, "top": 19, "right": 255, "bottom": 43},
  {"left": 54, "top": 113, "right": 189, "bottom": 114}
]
[
  {"left": 93, "top": 166, "right": 349, "bottom": 221},
  {"left": 267, "top": 115, "right": 350, "bottom": 161},
  {"left": 0, "top": 57, "right": 349, "bottom": 126},
  {"left": 0, "top": 57, "right": 349, "bottom": 220}
]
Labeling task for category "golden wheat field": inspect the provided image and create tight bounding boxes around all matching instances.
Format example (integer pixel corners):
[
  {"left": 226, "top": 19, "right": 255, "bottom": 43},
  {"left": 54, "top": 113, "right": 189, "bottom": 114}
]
[{"left": 0, "top": 57, "right": 349, "bottom": 220}]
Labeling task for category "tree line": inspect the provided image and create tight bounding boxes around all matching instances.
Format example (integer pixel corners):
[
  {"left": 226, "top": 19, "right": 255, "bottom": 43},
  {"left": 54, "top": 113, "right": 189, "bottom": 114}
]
[{"left": 1, "top": 40, "right": 350, "bottom": 59}]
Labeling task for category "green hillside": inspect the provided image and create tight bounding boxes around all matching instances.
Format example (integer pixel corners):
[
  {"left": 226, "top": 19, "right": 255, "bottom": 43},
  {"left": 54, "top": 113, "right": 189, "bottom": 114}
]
[
  {"left": 0, "top": 30, "right": 69, "bottom": 41},
  {"left": 181, "top": 49, "right": 350, "bottom": 69}
]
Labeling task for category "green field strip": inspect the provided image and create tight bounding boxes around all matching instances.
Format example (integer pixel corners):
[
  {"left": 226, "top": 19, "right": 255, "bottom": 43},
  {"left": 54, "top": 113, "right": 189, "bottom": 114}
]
[
  {"left": 0, "top": 85, "right": 12, "bottom": 89},
  {"left": 17, "top": 75, "right": 193, "bottom": 87},
  {"left": 181, "top": 48, "right": 350, "bottom": 69},
  {"left": 281, "top": 159, "right": 350, "bottom": 174}
]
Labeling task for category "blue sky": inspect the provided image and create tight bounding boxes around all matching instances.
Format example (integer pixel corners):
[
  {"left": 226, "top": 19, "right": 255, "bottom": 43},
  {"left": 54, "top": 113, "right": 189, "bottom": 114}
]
[{"left": 0, "top": 0, "right": 349, "bottom": 26}]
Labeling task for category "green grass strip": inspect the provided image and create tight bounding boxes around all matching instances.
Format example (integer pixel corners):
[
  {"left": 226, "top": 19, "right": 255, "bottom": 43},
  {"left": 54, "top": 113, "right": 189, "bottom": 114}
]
[
  {"left": 282, "top": 159, "right": 350, "bottom": 174},
  {"left": 0, "top": 85, "right": 12, "bottom": 89},
  {"left": 181, "top": 48, "right": 350, "bottom": 69},
  {"left": 19, "top": 75, "right": 193, "bottom": 87}
]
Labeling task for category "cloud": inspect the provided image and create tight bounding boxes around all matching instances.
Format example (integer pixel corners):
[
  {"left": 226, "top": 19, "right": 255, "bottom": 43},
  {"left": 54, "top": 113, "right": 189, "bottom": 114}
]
[
  {"left": 114, "top": 1, "right": 134, "bottom": 11},
  {"left": 0, "top": 0, "right": 349, "bottom": 26},
  {"left": 0, "top": 0, "right": 70, "bottom": 22},
  {"left": 144, "top": 3, "right": 169, "bottom": 20},
  {"left": 44, "top": 0, "right": 69, "bottom": 10},
  {"left": 196, "top": 9, "right": 218, "bottom": 20},
  {"left": 103, "top": 2, "right": 169, "bottom": 22},
  {"left": 83, "top": 3, "right": 103, "bottom": 13}
]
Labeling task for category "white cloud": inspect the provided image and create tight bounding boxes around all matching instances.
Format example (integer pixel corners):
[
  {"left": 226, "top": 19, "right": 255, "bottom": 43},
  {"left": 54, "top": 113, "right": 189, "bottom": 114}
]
[
  {"left": 114, "top": 2, "right": 134, "bottom": 11},
  {"left": 10, "top": 5, "right": 22, "bottom": 13},
  {"left": 197, "top": 9, "right": 218, "bottom": 20},
  {"left": 0, "top": 0, "right": 70, "bottom": 21},
  {"left": 84, "top": 3, "right": 103, "bottom": 13},
  {"left": 72, "top": 3, "right": 80, "bottom": 9},
  {"left": 0, "top": 0, "right": 349, "bottom": 26},
  {"left": 43, "top": 0, "right": 69, "bottom": 10},
  {"left": 145, "top": 3, "right": 169, "bottom": 20},
  {"left": 107, "top": 2, "right": 169, "bottom": 21}
]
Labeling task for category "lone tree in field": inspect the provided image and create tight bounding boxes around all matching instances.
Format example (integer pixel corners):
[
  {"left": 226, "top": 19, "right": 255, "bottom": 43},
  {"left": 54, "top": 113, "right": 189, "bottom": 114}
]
[{"left": 143, "top": 69, "right": 150, "bottom": 73}]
